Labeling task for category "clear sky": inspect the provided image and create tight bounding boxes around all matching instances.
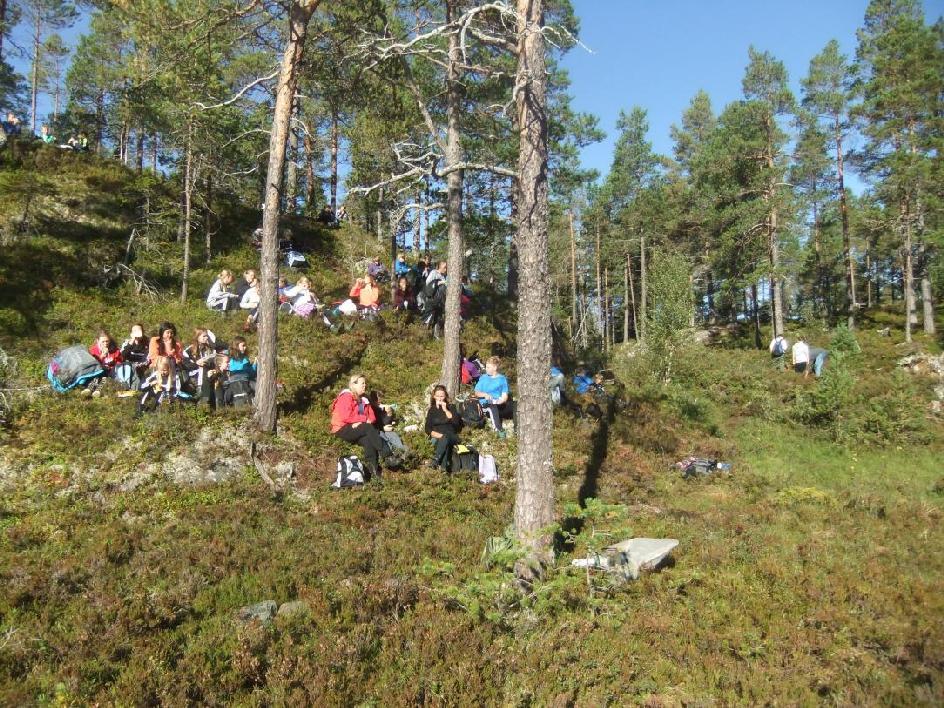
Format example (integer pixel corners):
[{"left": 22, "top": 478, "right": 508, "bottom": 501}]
[{"left": 562, "top": 0, "right": 943, "bottom": 184}]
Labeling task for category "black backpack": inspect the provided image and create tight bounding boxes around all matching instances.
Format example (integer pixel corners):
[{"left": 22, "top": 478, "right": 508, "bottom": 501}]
[
  {"left": 225, "top": 378, "right": 254, "bottom": 408},
  {"left": 459, "top": 399, "right": 486, "bottom": 429},
  {"left": 422, "top": 279, "right": 446, "bottom": 313},
  {"left": 450, "top": 444, "right": 479, "bottom": 474}
]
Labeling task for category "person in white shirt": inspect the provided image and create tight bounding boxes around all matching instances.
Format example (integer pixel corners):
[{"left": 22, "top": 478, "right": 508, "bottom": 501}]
[
  {"left": 791, "top": 336, "right": 810, "bottom": 375},
  {"left": 206, "top": 269, "right": 239, "bottom": 312},
  {"left": 769, "top": 334, "right": 789, "bottom": 370}
]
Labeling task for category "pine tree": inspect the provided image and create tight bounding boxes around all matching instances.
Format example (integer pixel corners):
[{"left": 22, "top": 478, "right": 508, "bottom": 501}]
[{"left": 22, "top": 0, "right": 77, "bottom": 133}]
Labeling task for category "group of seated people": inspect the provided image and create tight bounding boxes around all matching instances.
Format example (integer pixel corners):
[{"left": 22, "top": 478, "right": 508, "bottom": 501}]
[
  {"left": 329, "top": 355, "right": 517, "bottom": 480},
  {"left": 38, "top": 124, "right": 89, "bottom": 151},
  {"left": 83, "top": 322, "right": 257, "bottom": 414},
  {"left": 205, "top": 255, "right": 471, "bottom": 340}
]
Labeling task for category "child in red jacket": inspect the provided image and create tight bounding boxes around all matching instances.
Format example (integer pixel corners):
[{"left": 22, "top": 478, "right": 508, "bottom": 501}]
[
  {"left": 330, "top": 373, "right": 384, "bottom": 480},
  {"left": 87, "top": 329, "right": 136, "bottom": 396}
]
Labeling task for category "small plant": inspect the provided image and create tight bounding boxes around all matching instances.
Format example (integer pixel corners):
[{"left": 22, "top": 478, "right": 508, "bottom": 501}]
[{"left": 830, "top": 324, "right": 861, "bottom": 357}]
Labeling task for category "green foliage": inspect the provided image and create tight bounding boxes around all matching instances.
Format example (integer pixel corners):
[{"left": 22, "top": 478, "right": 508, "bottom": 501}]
[
  {"left": 644, "top": 249, "right": 694, "bottom": 383},
  {"left": 790, "top": 352, "right": 855, "bottom": 430},
  {"left": 830, "top": 323, "right": 861, "bottom": 356}
]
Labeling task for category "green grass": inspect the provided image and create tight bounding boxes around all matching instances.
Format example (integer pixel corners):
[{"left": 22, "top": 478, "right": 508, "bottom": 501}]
[{"left": 0, "top": 152, "right": 942, "bottom": 704}]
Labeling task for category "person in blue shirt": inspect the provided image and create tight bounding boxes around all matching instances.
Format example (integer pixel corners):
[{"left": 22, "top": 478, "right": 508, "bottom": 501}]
[
  {"left": 395, "top": 252, "right": 411, "bottom": 278},
  {"left": 473, "top": 355, "right": 514, "bottom": 437},
  {"left": 228, "top": 336, "right": 257, "bottom": 381},
  {"left": 573, "top": 366, "right": 594, "bottom": 395}
]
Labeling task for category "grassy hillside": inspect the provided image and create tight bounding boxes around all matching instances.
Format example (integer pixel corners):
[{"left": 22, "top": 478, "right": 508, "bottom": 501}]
[{"left": 0, "top": 149, "right": 942, "bottom": 704}]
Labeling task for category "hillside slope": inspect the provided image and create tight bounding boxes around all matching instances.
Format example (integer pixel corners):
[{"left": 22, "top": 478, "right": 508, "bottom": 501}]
[{"left": 0, "top": 152, "right": 942, "bottom": 704}]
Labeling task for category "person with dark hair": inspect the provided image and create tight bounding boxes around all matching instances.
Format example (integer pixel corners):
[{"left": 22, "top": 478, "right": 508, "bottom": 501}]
[
  {"left": 424, "top": 384, "right": 462, "bottom": 472},
  {"left": 331, "top": 374, "right": 384, "bottom": 480},
  {"left": 148, "top": 322, "right": 183, "bottom": 367},
  {"left": 394, "top": 275, "right": 415, "bottom": 312}
]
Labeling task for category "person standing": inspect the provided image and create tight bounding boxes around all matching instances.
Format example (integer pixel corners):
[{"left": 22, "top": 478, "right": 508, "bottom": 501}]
[{"left": 791, "top": 336, "right": 810, "bottom": 376}]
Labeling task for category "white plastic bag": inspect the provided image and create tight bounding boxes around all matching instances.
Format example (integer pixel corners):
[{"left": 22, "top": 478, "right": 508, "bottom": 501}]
[{"left": 478, "top": 454, "right": 498, "bottom": 484}]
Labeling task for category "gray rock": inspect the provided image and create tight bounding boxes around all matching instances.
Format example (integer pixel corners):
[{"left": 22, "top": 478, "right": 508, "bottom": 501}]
[
  {"left": 237, "top": 600, "right": 277, "bottom": 624},
  {"left": 277, "top": 600, "right": 310, "bottom": 618},
  {"left": 606, "top": 538, "right": 679, "bottom": 580},
  {"left": 274, "top": 461, "right": 296, "bottom": 481}
]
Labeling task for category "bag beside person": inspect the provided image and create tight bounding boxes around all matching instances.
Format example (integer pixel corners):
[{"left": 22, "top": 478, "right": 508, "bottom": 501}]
[
  {"left": 478, "top": 454, "right": 499, "bottom": 484},
  {"left": 459, "top": 399, "right": 486, "bottom": 429},
  {"left": 226, "top": 377, "right": 254, "bottom": 408},
  {"left": 450, "top": 444, "right": 479, "bottom": 474},
  {"left": 333, "top": 456, "right": 365, "bottom": 488}
]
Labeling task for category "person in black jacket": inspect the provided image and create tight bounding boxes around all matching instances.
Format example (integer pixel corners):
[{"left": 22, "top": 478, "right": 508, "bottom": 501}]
[{"left": 424, "top": 384, "right": 462, "bottom": 472}]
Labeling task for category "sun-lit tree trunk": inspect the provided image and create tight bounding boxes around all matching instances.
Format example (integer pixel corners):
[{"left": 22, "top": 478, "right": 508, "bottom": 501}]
[
  {"left": 255, "top": 0, "right": 321, "bottom": 433},
  {"left": 513, "top": 0, "right": 554, "bottom": 557},
  {"left": 180, "top": 120, "right": 193, "bottom": 303},
  {"left": 330, "top": 108, "right": 339, "bottom": 215},
  {"left": 569, "top": 210, "right": 577, "bottom": 337},
  {"left": 303, "top": 125, "right": 316, "bottom": 212},
  {"left": 836, "top": 116, "right": 856, "bottom": 329},
  {"left": 440, "top": 0, "right": 464, "bottom": 398},
  {"left": 623, "top": 252, "right": 630, "bottom": 343},
  {"left": 628, "top": 251, "right": 637, "bottom": 341},
  {"left": 639, "top": 232, "right": 647, "bottom": 343},
  {"left": 30, "top": 11, "right": 41, "bottom": 134}
]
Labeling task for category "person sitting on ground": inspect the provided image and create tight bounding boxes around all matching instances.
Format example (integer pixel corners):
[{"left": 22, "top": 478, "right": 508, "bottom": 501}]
[
  {"left": 460, "top": 345, "right": 481, "bottom": 386},
  {"left": 350, "top": 274, "right": 381, "bottom": 312},
  {"left": 336, "top": 204, "right": 347, "bottom": 222},
  {"left": 369, "top": 390, "right": 409, "bottom": 459},
  {"left": 228, "top": 336, "right": 256, "bottom": 384},
  {"left": 317, "top": 205, "right": 336, "bottom": 225},
  {"left": 792, "top": 335, "right": 810, "bottom": 376},
  {"left": 281, "top": 275, "right": 320, "bottom": 317},
  {"left": 425, "top": 384, "right": 462, "bottom": 472},
  {"left": 87, "top": 329, "right": 136, "bottom": 396},
  {"left": 474, "top": 356, "right": 514, "bottom": 438},
  {"left": 769, "top": 333, "right": 789, "bottom": 369},
  {"left": 39, "top": 124, "right": 55, "bottom": 144},
  {"left": 137, "top": 356, "right": 185, "bottom": 415},
  {"left": 277, "top": 276, "right": 291, "bottom": 299},
  {"left": 120, "top": 323, "right": 150, "bottom": 386},
  {"left": 330, "top": 374, "right": 384, "bottom": 480},
  {"left": 572, "top": 365, "right": 599, "bottom": 412},
  {"left": 183, "top": 328, "right": 218, "bottom": 406},
  {"left": 239, "top": 269, "right": 260, "bottom": 331},
  {"left": 367, "top": 257, "right": 389, "bottom": 283},
  {"left": 76, "top": 133, "right": 89, "bottom": 151},
  {"left": 394, "top": 275, "right": 415, "bottom": 312},
  {"left": 209, "top": 353, "right": 230, "bottom": 408},
  {"left": 206, "top": 269, "right": 240, "bottom": 312},
  {"left": 421, "top": 261, "right": 448, "bottom": 337},
  {"left": 808, "top": 346, "right": 829, "bottom": 379},
  {"left": 2, "top": 112, "right": 21, "bottom": 137},
  {"left": 395, "top": 252, "right": 411, "bottom": 278},
  {"left": 148, "top": 321, "right": 184, "bottom": 367}
]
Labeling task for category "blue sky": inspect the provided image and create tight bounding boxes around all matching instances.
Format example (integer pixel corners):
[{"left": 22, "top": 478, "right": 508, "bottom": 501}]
[{"left": 562, "top": 0, "right": 943, "bottom": 185}]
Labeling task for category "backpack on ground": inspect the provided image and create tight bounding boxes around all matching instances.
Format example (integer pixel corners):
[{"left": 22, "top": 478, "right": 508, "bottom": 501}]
[
  {"left": 478, "top": 454, "right": 499, "bottom": 484},
  {"left": 47, "top": 345, "right": 104, "bottom": 393},
  {"left": 333, "top": 455, "right": 365, "bottom": 488},
  {"left": 459, "top": 399, "right": 486, "bottom": 429},
  {"left": 451, "top": 444, "right": 479, "bottom": 474},
  {"left": 226, "top": 377, "right": 254, "bottom": 408}
]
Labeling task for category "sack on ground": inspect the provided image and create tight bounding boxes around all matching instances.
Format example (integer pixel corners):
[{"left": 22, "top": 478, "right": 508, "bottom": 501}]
[
  {"left": 451, "top": 444, "right": 479, "bottom": 474},
  {"left": 47, "top": 345, "right": 104, "bottom": 392},
  {"left": 333, "top": 455, "right": 365, "bottom": 488},
  {"left": 478, "top": 454, "right": 498, "bottom": 484},
  {"left": 338, "top": 299, "right": 358, "bottom": 316}
]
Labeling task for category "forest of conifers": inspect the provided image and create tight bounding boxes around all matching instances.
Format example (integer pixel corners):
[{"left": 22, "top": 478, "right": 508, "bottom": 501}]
[{"left": 3, "top": 0, "right": 940, "bottom": 347}]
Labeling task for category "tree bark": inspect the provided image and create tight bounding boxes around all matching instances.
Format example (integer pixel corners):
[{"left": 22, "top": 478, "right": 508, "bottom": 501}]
[
  {"left": 254, "top": 0, "right": 320, "bottom": 433},
  {"left": 151, "top": 134, "right": 158, "bottom": 172},
  {"left": 628, "top": 251, "right": 637, "bottom": 341},
  {"left": 764, "top": 116, "right": 784, "bottom": 337},
  {"left": 752, "top": 281, "right": 762, "bottom": 349},
  {"left": 921, "top": 274, "right": 935, "bottom": 336},
  {"left": 639, "top": 233, "right": 647, "bottom": 343},
  {"left": 569, "top": 210, "right": 577, "bottom": 338},
  {"left": 204, "top": 169, "right": 213, "bottom": 263},
  {"left": 513, "top": 0, "right": 554, "bottom": 556},
  {"left": 413, "top": 190, "right": 422, "bottom": 254},
  {"left": 30, "top": 11, "right": 41, "bottom": 134},
  {"left": 330, "top": 108, "right": 339, "bottom": 215},
  {"left": 623, "top": 251, "right": 630, "bottom": 343},
  {"left": 303, "top": 125, "right": 316, "bottom": 212},
  {"left": 595, "top": 223, "right": 602, "bottom": 342},
  {"left": 836, "top": 119, "right": 856, "bottom": 329},
  {"left": 866, "top": 250, "right": 873, "bottom": 309},
  {"left": 180, "top": 121, "right": 193, "bottom": 303},
  {"left": 136, "top": 129, "right": 145, "bottom": 172},
  {"left": 0, "top": 0, "right": 8, "bottom": 61},
  {"left": 440, "top": 1, "right": 464, "bottom": 399}
]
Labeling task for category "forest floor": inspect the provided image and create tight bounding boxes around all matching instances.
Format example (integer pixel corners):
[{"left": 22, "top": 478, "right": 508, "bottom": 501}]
[{"left": 0, "top": 147, "right": 942, "bottom": 705}]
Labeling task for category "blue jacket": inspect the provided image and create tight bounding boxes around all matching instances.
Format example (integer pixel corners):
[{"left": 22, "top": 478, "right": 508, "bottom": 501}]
[
  {"left": 573, "top": 374, "right": 593, "bottom": 394},
  {"left": 229, "top": 357, "right": 256, "bottom": 380}
]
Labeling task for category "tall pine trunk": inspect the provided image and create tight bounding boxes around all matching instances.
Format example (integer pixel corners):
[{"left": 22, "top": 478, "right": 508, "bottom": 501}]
[
  {"left": 639, "top": 233, "right": 647, "bottom": 343},
  {"left": 628, "top": 251, "right": 637, "bottom": 341},
  {"left": 440, "top": 1, "right": 464, "bottom": 398},
  {"left": 569, "top": 210, "right": 577, "bottom": 338},
  {"left": 513, "top": 0, "right": 554, "bottom": 556},
  {"left": 836, "top": 118, "right": 856, "bottom": 329},
  {"left": 180, "top": 121, "right": 193, "bottom": 303},
  {"left": 255, "top": 0, "right": 320, "bottom": 433},
  {"left": 30, "top": 12, "right": 41, "bottom": 134},
  {"left": 330, "top": 109, "right": 339, "bottom": 215}
]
